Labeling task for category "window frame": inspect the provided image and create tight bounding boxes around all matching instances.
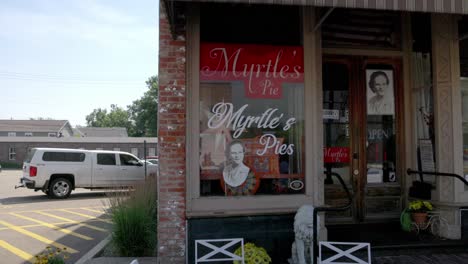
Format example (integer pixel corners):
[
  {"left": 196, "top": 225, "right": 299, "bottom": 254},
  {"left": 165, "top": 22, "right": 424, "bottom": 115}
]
[
  {"left": 149, "top": 148, "right": 156, "bottom": 157},
  {"left": 185, "top": 5, "right": 321, "bottom": 217},
  {"left": 8, "top": 132, "right": 16, "bottom": 137},
  {"left": 131, "top": 148, "right": 138, "bottom": 157},
  {"left": 8, "top": 147, "right": 16, "bottom": 160}
]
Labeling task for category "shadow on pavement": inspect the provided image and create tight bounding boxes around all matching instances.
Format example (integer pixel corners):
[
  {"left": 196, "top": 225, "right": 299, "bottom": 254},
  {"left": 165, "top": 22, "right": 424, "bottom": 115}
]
[{"left": 0, "top": 192, "right": 109, "bottom": 205}]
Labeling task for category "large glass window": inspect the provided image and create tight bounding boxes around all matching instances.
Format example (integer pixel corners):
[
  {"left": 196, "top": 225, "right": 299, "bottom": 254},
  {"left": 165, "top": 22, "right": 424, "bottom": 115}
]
[
  {"left": 460, "top": 15, "right": 468, "bottom": 187},
  {"left": 412, "top": 14, "right": 435, "bottom": 182},
  {"left": 199, "top": 4, "right": 304, "bottom": 196},
  {"left": 8, "top": 147, "right": 16, "bottom": 160}
]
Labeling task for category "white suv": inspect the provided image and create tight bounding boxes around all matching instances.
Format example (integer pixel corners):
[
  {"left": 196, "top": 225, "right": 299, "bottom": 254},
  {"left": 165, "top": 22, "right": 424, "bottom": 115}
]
[{"left": 17, "top": 148, "right": 157, "bottom": 199}]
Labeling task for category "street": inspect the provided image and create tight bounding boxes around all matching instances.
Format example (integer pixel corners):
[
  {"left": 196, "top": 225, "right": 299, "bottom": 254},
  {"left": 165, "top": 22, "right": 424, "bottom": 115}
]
[{"left": 0, "top": 170, "right": 112, "bottom": 264}]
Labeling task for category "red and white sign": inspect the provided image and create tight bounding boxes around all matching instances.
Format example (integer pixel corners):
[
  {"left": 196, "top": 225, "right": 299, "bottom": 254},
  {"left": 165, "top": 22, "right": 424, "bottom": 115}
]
[
  {"left": 200, "top": 43, "right": 304, "bottom": 99},
  {"left": 324, "top": 147, "right": 350, "bottom": 163}
]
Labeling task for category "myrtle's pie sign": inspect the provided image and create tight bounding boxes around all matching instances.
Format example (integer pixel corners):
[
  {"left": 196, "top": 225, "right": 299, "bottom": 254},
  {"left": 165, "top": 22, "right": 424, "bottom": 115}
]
[{"left": 200, "top": 42, "right": 304, "bottom": 99}]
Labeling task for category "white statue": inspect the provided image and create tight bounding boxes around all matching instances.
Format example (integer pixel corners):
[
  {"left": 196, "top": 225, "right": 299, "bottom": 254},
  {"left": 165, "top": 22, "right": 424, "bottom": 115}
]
[{"left": 290, "top": 205, "right": 319, "bottom": 264}]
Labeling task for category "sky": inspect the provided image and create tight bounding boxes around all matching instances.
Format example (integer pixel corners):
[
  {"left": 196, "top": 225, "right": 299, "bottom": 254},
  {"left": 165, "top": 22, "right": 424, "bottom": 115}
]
[{"left": 0, "top": 0, "right": 159, "bottom": 127}]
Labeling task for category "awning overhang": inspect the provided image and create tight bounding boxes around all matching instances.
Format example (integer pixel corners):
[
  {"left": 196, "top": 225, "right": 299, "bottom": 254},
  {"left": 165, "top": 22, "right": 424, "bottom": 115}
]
[
  {"left": 167, "top": 0, "right": 468, "bottom": 15},
  {"left": 163, "top": 0, "right": 468, "bottom": 38}
]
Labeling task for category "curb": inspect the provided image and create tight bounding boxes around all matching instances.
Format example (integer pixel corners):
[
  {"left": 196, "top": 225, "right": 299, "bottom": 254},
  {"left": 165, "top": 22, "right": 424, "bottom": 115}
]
[{"left": 75, "top": 235, "right": 111, "bottom": 264}]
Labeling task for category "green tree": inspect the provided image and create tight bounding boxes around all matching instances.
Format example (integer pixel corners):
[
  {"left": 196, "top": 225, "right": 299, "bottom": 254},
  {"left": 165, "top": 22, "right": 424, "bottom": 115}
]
[
  {"left": 128, "top": 76, "right": 158, "bottom": 137},
  {"left": 85, "top": 104, "right": 135, "bottom": 135},
  {"left": 85, "top": 76, "right": 158, "bottom": 137}
]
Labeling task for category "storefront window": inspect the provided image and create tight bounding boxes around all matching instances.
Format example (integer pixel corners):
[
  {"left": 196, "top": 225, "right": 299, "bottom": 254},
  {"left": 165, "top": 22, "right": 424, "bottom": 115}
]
[
  {"left": 199, "top": 4, "right": 304, "bottom": 196},
  {"left": 460, "top": 16, "right": 468, "bottom": 189},
  {"left": 412, "top": 14, "right": 435, "bottom": 182}
]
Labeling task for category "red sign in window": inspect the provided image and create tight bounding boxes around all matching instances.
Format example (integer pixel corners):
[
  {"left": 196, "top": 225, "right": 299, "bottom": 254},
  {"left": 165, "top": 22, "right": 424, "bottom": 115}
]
[
  {"left": 200, "top": 43, "right": 304, "bottom": 99},
  {"left": 324, "top": 147, "right": 350, "bottom": 163}
]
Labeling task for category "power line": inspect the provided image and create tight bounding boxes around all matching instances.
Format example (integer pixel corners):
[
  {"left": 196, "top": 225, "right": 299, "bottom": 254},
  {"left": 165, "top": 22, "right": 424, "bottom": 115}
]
[{"left": 0, "top": 71, "right": 146, "bottom": 85}]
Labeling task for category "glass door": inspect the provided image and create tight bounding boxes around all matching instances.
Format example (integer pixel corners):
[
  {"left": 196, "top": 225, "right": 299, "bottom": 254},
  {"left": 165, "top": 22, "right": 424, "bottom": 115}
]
[{"left": 323, "top": 56, "right": 403, "bottom": 223}]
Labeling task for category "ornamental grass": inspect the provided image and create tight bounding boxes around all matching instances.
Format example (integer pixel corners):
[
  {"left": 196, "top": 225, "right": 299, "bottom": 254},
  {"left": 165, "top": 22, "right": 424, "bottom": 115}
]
[{"left": 106, "top": 178, "right": 157, "bottom": 257}]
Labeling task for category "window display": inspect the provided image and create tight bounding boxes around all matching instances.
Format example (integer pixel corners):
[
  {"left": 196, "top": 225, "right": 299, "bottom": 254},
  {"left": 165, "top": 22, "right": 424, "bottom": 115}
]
[{"left": 199, "top": 43, "right": 305, "bottom": 196}]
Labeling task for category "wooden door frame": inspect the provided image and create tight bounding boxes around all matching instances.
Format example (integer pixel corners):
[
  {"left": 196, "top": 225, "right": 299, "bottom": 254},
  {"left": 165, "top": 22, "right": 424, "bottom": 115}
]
[{"left": 323, "top": 55, "right": 404, "bottom": 222}]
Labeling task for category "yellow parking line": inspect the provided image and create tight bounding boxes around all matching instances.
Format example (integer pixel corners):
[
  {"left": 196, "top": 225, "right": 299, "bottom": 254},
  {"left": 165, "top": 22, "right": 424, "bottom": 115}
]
[
  {"left": 59, "top": 209, "right": 112, "bottom": 224},
  {"left": 0, "top": 224, "right": 51, "bottom": 231},
  {"left": 0, "top": 221, "right": 107, "bottom": 231},
  {"left": 36, "top": 211, "right": 108, "bottom": 232},
  {"left": 0, "top": 240, "right": 34, "bottom": 263},
  {"left": 10, "top": 213, "right": 93, "bottom": 241},
  {"left": 0, "top": 206, "right": 108, "bottom": 215},
  {"left": 0, "top": 220, "right": 78, "bottom": 253},
  {"left": 80, "top": 207, "right": 106, "bottom": 214}
]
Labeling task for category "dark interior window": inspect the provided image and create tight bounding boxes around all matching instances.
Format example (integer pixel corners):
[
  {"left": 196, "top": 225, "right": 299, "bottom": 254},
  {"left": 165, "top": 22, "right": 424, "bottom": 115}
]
[{"left": 200, "top": 3, "right": 302, "bottom": 45}]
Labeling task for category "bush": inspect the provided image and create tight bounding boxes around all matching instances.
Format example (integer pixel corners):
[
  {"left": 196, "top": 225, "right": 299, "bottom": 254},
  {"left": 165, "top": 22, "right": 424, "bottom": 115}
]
[
  {"left": 106, "top": 179, "right": 157, "bottom": 257},
  {"left": 234, "top": 242, "right": 271, "bottom": 264},
  {"left": 408, "top": 200, "right": 433, "bottom": 213},
  {"left": 0, "top": 161, "right": 22, "bottom": 169}
]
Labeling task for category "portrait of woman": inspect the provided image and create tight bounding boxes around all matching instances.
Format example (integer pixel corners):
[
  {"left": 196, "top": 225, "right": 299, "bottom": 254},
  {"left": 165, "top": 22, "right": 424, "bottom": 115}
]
[
  {"left": 366, "top": 70, "right": 395, "bottom": 115},
  {"left": 223, "top": 140, "right": 250, "bottom": 187}
]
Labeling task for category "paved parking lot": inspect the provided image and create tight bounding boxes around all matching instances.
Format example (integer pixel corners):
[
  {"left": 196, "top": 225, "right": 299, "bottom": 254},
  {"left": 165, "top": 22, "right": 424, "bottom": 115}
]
[{"left": 0, "top": 170, "right": 112, "bottom": 264}]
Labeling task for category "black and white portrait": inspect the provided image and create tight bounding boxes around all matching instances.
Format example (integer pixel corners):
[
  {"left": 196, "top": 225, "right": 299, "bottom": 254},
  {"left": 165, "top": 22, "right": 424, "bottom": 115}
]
[
  {"left": 366, "top": 70, "right": 394, "bottom": 115},
  {"left": 223, "top": 140, "right": 250, "bottom": 187}
]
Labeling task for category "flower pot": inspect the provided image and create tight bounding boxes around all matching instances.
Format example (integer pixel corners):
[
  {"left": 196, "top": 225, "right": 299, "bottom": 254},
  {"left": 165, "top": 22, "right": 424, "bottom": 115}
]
[{"left": 411, "top": 212, "right": 428, "bottom": 224}]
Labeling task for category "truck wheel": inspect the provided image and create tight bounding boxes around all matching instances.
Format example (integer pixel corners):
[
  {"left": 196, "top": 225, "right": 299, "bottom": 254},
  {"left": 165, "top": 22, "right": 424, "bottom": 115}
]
[{"left": 49, "top": 178, "right": 72, "bottom": 199}]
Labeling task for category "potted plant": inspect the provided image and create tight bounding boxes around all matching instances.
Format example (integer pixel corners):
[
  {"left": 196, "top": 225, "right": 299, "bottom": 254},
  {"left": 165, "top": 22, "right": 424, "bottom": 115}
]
[
  {"left": 234, "top": 242, "right": 272, "bottom": 264},
  {"left": 408, "top": 200, "right": 433, "bottom": 224}
]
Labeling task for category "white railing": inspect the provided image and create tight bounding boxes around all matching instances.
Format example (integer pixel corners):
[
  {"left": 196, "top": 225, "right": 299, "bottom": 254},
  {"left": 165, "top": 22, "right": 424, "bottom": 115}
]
[
  {"left": 195, "top": 238, "right": 244, "bottom": 263},
  {"left": 319, "top": 241, "right": 371, "bottom": 264}
]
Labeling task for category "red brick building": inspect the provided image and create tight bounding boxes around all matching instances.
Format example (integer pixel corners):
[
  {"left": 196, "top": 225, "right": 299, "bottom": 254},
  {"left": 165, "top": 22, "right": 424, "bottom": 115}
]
[{"left": 158, "top": 1, "right": 468, "bottom": 263}]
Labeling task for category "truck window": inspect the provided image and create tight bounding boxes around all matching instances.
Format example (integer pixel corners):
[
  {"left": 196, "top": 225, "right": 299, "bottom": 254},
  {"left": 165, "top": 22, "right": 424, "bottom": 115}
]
[
  {"left": 42, "top": 152, "right": 86, "bottom": 162},
  {"left": 120, "top": 154, "right": 139, "bottom": 166},
  {"left": 97, "top": 153, "right": 116, "bottom": 165},
  {"left": 24, "top": 149, "right": 37, "bottom": 163}
]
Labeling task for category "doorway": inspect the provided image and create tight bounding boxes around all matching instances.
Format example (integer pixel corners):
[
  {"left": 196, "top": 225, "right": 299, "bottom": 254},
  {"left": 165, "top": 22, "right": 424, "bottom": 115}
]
[{"left": 323, "top": 56, "right": 403, "bottom": 223}]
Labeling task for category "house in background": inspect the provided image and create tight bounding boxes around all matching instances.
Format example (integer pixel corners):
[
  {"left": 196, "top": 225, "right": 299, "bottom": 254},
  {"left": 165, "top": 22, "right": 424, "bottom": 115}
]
[
  {"left": 0, "top": 136, "right": 157, "bottom": 168},
  {"left": 0, "top": 120, "right": 156, "bottom": 167},
  {"left": 73, "top": 127, "right": 128, "bottom": 137},
  {"left": 0, "top": 120, "right": 73, "bottom": 137}
]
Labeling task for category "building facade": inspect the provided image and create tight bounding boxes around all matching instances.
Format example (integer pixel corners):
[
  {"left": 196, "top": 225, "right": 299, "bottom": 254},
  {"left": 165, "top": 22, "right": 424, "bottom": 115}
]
[
  {"left": 0, "top": 120, "right": 73, "bottom": 137},
  {"left": 0, "top": 137, "right": 157, "bottom": 167},
  {"left": 159, "top": 1, "right": 468, "bottom": 263}
]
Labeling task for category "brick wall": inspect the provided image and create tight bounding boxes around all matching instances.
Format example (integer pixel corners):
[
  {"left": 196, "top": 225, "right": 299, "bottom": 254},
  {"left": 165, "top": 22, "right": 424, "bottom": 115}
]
[{"left": 158, "top": 2, "right": 187, "bottom": 263}]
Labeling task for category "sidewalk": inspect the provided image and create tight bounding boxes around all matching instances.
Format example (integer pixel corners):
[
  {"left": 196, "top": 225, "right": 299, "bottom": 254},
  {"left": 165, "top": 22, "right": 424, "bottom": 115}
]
[
  {"left": 374, "top": 253, "right": 468, "bottom": 263},
  {"left": 84, "top": 257, "right": 158, "bottom": 264}
]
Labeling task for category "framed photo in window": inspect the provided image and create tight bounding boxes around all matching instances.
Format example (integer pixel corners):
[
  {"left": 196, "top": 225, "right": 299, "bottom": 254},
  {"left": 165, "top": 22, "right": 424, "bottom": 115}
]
[{"left": 366, "top": 69, "right": 395, "bottom": 115}]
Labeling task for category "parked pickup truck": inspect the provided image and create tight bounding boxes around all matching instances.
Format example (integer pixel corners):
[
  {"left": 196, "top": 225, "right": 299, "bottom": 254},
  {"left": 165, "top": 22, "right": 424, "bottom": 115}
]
[{"left": 16, "top": 148, "right": 158, "bottom": 199}]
